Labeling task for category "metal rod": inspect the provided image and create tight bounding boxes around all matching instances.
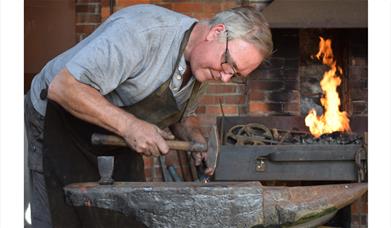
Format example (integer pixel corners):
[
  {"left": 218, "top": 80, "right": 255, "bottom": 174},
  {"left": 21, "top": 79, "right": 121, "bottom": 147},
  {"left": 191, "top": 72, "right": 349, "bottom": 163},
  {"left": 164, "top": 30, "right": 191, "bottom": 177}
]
[
  {"left": 219, "top": 97, "right": 226, "bottom": 144},
  {"left": 109, "top": 0, "right": 114, "bottom": 15}
]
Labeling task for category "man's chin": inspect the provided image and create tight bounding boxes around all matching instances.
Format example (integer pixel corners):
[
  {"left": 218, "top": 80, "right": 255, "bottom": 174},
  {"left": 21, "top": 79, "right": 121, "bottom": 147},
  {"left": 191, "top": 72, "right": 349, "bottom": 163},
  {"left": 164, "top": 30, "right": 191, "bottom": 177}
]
[{"left": 193, "top": 72, "right": 208, "bottom": 82}]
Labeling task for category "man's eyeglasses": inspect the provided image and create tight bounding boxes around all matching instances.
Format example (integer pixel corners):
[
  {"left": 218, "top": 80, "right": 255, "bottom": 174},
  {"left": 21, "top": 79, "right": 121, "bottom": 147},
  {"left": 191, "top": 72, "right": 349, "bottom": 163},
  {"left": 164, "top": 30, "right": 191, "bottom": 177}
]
[{"left": 221, "top": 30, "right": 241, "bottom": 78}]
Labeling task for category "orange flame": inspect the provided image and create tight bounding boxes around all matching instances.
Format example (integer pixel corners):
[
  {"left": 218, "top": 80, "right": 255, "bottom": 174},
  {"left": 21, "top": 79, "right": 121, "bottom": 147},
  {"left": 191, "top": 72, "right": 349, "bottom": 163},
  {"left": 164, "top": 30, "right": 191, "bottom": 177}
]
[{"left": 305, "top": 37, "right": 351, "bottom": 138}]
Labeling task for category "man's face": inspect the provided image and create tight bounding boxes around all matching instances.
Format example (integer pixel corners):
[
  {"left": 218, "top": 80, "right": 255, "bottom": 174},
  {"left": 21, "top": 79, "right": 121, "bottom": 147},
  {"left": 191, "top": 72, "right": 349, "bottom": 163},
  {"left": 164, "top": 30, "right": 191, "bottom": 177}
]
[{"left": 189, "top": 25, "right": 264, "bottom": 83}]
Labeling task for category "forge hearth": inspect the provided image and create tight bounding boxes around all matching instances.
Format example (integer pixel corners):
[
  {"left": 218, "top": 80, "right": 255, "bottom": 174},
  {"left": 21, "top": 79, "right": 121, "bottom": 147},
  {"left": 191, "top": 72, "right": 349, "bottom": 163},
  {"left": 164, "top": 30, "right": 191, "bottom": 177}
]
[{"left": 214, "top": 116, "right": 367, "bottom": 182}]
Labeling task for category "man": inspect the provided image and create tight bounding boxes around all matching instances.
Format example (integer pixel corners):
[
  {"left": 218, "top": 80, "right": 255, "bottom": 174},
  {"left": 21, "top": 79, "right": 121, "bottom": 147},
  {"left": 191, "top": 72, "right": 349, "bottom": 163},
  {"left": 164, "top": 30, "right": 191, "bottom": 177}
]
[{"left": 25, "top": 4, "right": 273, "bottom": 228}]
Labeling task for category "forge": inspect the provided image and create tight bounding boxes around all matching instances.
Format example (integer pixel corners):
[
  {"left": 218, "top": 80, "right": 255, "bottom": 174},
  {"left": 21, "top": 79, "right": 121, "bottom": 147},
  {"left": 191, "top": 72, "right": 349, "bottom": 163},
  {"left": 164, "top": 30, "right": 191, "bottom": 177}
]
[{"left": 214, "top": 116, "right": 367, "bottom": 182}]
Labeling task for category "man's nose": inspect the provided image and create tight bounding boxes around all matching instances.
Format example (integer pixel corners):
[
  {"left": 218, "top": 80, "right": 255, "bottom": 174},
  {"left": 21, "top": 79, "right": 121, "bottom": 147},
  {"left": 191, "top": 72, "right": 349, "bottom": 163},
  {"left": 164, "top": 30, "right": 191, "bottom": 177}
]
[{"left": 220, "top": 72, "right": 233, "bottom": 82}]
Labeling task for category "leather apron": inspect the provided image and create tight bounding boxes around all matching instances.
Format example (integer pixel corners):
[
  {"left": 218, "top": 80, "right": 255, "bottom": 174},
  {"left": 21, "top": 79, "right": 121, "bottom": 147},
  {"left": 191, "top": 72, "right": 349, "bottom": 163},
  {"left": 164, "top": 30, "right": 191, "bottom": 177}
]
[{"left": 42, "top": 24, "right": 198, "bottom": 228}]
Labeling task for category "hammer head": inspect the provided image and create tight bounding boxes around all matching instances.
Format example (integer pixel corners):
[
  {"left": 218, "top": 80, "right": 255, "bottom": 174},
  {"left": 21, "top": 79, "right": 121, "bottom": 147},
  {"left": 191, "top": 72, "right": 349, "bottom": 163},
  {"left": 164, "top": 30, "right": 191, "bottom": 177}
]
[{"left": 205, "top": 126, "right": 220, "bottom": 175}]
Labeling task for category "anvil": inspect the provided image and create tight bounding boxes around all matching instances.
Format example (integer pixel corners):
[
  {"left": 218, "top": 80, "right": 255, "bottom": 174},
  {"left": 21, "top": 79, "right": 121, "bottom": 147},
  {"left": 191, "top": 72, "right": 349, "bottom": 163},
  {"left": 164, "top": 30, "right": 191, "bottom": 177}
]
[{"left": 64, "top": 181, "right": 367, "bottom": 227}]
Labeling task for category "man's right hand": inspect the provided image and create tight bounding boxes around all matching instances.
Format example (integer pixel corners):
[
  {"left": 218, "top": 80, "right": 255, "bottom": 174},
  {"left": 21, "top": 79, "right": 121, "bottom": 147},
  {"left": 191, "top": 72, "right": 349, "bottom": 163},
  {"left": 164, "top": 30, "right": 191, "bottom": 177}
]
[{"left": 120, "top": 118, "right": 175, "bottom": 157}]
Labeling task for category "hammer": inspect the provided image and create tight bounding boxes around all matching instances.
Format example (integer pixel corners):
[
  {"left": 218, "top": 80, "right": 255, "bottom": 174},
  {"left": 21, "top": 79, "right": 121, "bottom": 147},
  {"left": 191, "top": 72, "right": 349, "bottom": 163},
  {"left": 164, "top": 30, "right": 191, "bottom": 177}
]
[{"left": 92, "top": 126, "right": 220, "bottom": 182}]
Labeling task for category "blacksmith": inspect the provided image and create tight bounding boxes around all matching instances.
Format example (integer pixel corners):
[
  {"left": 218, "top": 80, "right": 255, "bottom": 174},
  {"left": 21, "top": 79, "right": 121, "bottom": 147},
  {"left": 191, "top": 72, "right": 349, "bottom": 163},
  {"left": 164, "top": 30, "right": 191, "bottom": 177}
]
[{"left": 24, "top": 4, "right": 273, "bottom": 227}]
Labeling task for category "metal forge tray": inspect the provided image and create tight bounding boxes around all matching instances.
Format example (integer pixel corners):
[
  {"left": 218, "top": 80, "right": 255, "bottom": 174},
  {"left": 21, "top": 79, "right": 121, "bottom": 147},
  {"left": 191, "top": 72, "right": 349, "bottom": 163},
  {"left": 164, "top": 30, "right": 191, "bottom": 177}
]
[{"left": 214, "top": 116, "right": 367, "bottom": 182}]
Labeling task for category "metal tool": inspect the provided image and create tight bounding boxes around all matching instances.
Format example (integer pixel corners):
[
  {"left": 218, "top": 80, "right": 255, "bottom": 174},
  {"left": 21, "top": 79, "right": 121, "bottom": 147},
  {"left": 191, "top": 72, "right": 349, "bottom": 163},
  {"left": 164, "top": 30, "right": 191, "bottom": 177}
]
[
  {"left": 92, "top": 133, "right": 207, "bottom": 152},
  {"left": 159, "top": 156, "right": 172, "bottom": 182},
  {"left": 167, "top": 165, "right": 182, "bottom": 182},
  {"left": 91, "top": 126, "right": 220, "bottom": 175},
  {"left": 97, "top": 156, "right": 114, "bottom": 185}
]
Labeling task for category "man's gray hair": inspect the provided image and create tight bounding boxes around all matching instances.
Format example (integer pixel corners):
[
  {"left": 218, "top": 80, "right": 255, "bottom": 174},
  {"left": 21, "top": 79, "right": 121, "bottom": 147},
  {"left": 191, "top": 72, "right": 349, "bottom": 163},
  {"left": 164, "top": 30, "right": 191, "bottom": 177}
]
[{"left": 208, "top": 6, "right": 273, "bottom": 59}]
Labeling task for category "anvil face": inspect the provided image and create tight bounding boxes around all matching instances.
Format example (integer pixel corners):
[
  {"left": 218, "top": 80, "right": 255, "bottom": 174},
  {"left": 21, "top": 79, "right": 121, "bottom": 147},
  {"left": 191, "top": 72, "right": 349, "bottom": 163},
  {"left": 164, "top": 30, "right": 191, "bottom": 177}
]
[{"left": 64, "top": 181, "right": 367, "bottom": 227}]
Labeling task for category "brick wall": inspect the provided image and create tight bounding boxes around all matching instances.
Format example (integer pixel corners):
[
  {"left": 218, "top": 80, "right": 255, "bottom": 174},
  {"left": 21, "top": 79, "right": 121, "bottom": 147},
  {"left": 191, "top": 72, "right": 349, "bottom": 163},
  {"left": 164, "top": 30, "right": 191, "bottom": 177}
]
[
  {"left": 76, "top": 0, "right": 102, "bottom": 41},
  {"left": 348, "top": 30, "right": 368, "bottom": 116},
  {"left": 347, "top": 29, "right": 368, "bottom": 228},
  {"left": 113, "top": 0, "right": 239, "bottom": 21},
  {"left": 248, "top": 29, "right": 300, "bottom": 117},
  {"left": 351, "top": 193, "right": 368, "bottom": 228}
]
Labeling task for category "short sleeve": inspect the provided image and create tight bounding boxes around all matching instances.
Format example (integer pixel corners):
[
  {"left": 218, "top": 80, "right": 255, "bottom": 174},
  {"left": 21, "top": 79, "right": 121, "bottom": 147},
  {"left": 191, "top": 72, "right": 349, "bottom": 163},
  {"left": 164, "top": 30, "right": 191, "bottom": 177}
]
[{"left": 66, "top": 19, "right": 146, "bottom": 95}]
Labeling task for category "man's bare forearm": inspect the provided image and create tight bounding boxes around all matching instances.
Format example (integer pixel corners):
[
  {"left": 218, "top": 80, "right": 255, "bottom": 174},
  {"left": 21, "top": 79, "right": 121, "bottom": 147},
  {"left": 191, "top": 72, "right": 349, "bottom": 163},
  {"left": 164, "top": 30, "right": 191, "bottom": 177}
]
[{"left": 47, "top": 68, "right": 135, "bottom": 137}]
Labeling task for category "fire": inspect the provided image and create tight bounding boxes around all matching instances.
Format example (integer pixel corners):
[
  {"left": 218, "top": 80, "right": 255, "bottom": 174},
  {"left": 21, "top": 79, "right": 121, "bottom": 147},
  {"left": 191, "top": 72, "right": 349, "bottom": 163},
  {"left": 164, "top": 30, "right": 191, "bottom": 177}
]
[{"left": 305, "top": 37, "right": 351, "bottom": 138}]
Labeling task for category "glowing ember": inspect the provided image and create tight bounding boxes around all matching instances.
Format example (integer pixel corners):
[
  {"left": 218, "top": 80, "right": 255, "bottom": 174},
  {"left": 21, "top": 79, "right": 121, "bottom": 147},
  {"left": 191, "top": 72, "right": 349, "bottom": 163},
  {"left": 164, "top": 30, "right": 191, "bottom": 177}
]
[{"left": 305, "top": 37, "right": 351, "bottom": 138}]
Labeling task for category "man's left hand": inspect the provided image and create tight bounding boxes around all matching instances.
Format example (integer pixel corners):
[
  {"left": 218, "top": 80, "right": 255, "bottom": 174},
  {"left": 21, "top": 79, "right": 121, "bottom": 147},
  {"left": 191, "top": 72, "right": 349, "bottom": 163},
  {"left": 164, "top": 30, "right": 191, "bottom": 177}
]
[{"left": 169, "top": 116, "right": 213, "bottom": 176}]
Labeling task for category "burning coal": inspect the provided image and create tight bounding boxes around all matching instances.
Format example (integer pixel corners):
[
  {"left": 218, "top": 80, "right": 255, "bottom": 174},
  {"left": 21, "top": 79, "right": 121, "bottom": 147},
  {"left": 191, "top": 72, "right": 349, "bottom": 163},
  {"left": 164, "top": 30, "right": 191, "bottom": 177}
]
[{"left": 305, "top": 37, "right": 351, "bottom": 138}]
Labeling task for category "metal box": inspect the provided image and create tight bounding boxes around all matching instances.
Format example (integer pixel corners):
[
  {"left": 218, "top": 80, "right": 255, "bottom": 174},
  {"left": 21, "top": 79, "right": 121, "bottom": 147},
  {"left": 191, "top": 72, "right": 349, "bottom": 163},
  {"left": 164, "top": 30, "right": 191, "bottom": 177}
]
[{"left": 214, "top": 116, "right": 367, "bottom": 182}]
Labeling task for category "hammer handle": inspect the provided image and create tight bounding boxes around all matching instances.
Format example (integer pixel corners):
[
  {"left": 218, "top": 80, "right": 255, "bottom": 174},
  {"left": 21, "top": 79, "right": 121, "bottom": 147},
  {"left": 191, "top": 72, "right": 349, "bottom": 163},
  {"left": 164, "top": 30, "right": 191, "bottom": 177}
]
[{"left": 91, "top": 133, "right": 207, "bottom": 152}]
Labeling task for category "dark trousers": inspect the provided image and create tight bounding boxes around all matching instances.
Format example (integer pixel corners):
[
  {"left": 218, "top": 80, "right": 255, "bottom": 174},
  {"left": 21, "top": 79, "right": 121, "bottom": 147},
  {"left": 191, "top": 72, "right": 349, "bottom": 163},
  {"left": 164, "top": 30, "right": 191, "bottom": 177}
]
[{"left": 25, "top": 92, "right": 52, "bottom": 228}]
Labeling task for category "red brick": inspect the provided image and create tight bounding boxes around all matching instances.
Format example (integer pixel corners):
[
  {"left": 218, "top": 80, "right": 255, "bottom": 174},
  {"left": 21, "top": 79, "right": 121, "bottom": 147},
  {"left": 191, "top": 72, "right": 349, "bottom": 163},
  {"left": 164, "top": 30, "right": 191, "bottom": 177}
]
[
  {"left": 221, "top": 0, "right": 239, "bottom": 10},
  {"left": 282, "top": 103, "right": 300, "bottom": 113},
  {"left": 101, "top": 0, "right": 110, "bottom": 6},
  {"left": 249, "top": 90, "right": 265, "bottom": 101},
  {"left": 101, "top": 6, "right": 111, "bottom": 21},
  {"left": 77, "top": 14, "right": 101, "bottom": 23},
  {"left": 76, "top": 24, "right": 99, "bottom": 34},
  {"left": 199, "top": 95, "right": 222, "bottom": 105},
  {"left": 154, "top": 0, "right": 192, "bottom": 2},
  {"left": 349, "top": 66, "right": 366, "bottom": 81},
  {"left": 351, "top": 196, "right": 368, "bottom": 214},
  {"left": 249, "top": 102, "right": 282, "bottom": 113},
  {"left": 352, "top": 102, "right": 367, "bottom": 115},
  {"left": 143, "top": 156, "right": 153, "bottom": 168},
  {"left": 77, "top": 0, "right": 100, "bottom": 3},
  {"left": 351, "top": 88, "right": 368, "bottom": 101},
  {"left": 351, "top": 57, "right": 367, "bottom": 66},
  {"left": 172, "top": 3, "right": 203, "bottom": 13},
  {"left": 192, "top": 12, "right": 209, "bottom": 20},
  {"left": 235, "top": 84, "right": 246, "bottom": 94},
  {"left": 224, "top": 95, "right": 245, "bottom": 105},
  {"left": 203, "top": 3, "right": 221, "bottom": 14},
  {"left": 76, "top": 4, "right": 100, "bottom": 14},
  {"left": 284, "top": 80, "right": 299, "bottom": 90},
  {"left": 155, "top": 3, "right": 173, "bottom": 10},
  {"left": 207, "top": 83, "right": 237, "bottom": 94},
  {"left": 143, "top": 168, "right": 152, "bottom": 180},
  {"left": 165, "top": 150, "right": 180, "bottom": 166},
  {"left": 116, "top": 0, "right": 151, "bottom": 7},
  {"left": 176, "top": 152, "right": 193, "bottom": 181},
  {"left": 206, "top": 105, "right": 238, "bottom": 115},
  {"left": 249, "top": 80, "right": 284, "bottom": 91},
  {"left": 267, "top": 90, "right": 300, "bottom": 103}
]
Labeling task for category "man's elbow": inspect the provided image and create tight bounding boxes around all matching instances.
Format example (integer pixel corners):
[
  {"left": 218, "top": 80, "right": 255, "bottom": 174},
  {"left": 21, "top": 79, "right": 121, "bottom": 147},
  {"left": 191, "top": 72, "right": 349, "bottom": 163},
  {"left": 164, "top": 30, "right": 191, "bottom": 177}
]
[{"left": 47, "top": 68, "right": 74, "bottom": 103}]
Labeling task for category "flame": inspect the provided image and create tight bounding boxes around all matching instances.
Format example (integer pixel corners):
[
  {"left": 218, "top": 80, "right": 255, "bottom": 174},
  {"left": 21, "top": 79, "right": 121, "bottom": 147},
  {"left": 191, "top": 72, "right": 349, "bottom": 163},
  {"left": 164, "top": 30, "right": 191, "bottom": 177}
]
[{"left": 305, "top": 37, "right": 351, "bottom": 138}]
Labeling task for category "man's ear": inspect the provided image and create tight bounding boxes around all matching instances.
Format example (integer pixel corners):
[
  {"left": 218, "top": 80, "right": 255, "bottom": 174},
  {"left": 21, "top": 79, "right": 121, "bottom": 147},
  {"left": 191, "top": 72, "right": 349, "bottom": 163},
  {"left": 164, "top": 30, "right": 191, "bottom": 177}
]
[{"left": 205, "top": 24, "right": 225, "bottom": 41}]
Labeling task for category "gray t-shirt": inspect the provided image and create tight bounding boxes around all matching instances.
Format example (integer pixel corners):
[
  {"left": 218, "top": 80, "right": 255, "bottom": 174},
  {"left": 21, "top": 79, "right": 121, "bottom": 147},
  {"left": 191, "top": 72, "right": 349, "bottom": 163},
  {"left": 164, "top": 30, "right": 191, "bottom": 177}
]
[{"left": 29, "top": 4, "right": 200, "bottom": 117}]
